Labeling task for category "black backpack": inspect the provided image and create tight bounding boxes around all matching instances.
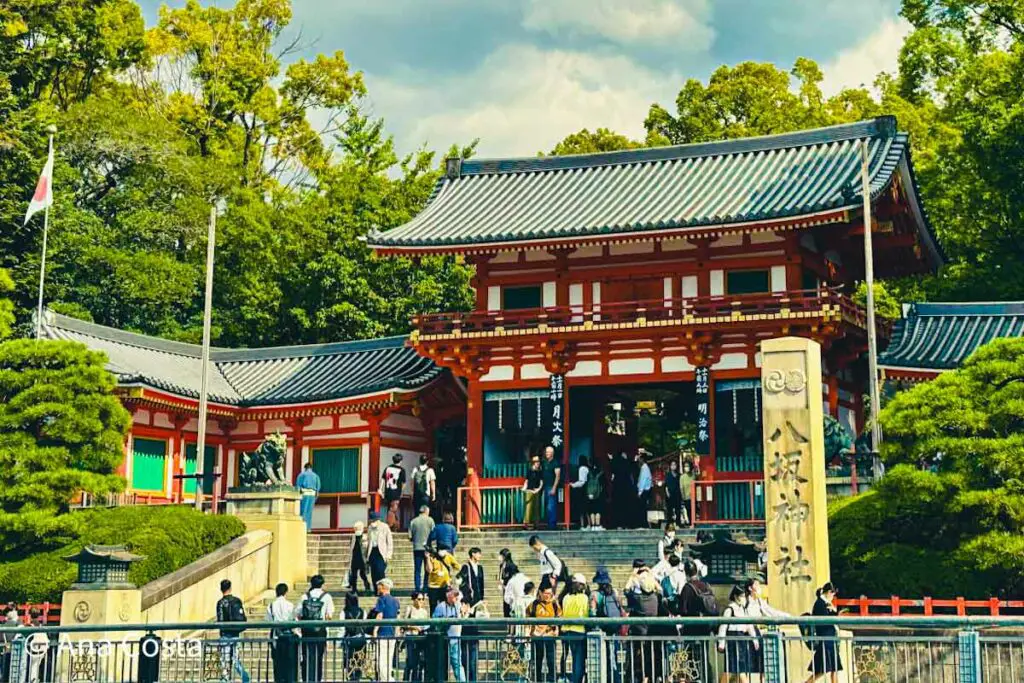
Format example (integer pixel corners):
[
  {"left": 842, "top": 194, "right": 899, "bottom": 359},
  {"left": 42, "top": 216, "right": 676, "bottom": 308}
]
[
  {"left": 413, "top": 467, "right": 429, "bottom": 498},
  {"left": 299, "top": 591, "right": 327, "bottom": 636},
  {"left": 545, "top": 549, "right": 571, "bottom": 584},
  {"left": 693, "top": 583, "right": 719, "bottom": 616}
]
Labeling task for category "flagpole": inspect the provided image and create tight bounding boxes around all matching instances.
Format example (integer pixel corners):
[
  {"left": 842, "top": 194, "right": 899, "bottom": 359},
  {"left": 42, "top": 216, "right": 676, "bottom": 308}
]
[
  {"left": 194, "top": 205, "right": 217, "bottom": 512},
  {"left": 35, "top": 127, "right": 56, "bottom": 340},
  {"left": 861, "top": 139, "right": 883, "bottom": 469}
]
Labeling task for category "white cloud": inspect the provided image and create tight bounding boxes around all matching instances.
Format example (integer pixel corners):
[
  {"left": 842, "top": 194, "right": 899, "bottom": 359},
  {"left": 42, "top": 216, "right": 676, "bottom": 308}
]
[
  {"left": 369, "top": 43, "right": 683, "bottom": 158},
  {"left": 820, "top": 17, "right": 912, "bottom": 95},
  {"left": 522, "top": 0, "right": 714, "bottom": 49}
]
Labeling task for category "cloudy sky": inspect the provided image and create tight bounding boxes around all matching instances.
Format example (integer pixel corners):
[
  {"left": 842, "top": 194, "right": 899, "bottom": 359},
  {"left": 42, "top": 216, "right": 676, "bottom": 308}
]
[{"left": 137, "top": 0, "right": 910, "bottom": 158}]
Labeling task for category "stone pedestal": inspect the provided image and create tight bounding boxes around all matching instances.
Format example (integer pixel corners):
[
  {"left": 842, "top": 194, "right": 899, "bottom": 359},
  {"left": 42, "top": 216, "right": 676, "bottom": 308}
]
[
  {"left": 226, "top": 488, "right": 308, "bottom": 588},
  {"left": 59, "top": 588, "right": 143, "bottom": 681}
]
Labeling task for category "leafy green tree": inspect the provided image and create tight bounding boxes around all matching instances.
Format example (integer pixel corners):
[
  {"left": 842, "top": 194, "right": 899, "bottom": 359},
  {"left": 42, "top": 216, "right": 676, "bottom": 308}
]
[
  {"left": 0, "top": 339, "right": 131, "bottom": 554},
  {"left": 830, "top": 337, "right": 1024, "bottom": 597},
  {"left": 854, "top": 282, "right": 903, "bottom": 320},
  {"left": 0, "top": 270, "right": 12, "bottom": 339},
  {"left": 548, "top": 128, "right": 641, "bottom": 155}
]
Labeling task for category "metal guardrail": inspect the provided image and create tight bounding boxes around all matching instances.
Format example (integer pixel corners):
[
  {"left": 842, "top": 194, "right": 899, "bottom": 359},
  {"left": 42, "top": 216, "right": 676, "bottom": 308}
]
[{"left": 1, "top": 616, "right": 1019, "bottom": 682}]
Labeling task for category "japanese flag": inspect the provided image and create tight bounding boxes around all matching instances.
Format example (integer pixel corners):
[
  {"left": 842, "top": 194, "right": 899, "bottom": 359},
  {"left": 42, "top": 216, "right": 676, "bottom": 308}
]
[{"left": 24, "top": 139, "right": 54, "bottom": 225}]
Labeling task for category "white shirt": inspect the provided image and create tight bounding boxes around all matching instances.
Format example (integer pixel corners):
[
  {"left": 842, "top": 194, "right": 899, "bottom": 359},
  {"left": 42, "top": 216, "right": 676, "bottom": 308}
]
[
  {"left": 295, "top": 588, "right": 335, "bottom": 620},
  {"left": 668, "top": 569, "right": 688, "bottom": 596},
  {"left": 267, "top": 596, "right": 296, "bottom": 622},
  {"left": 657, "top": 534, "right": 676, "bottom": 561},
  {"left": 503, "top": 572, "right": 530, "bottom": 606},
  {"left": 414, "top": 465, "right": 436, "bottom": 485},
  {"left": 717, "top": 601, "right": 758, "bottom": 642},
  {"left": 746, "top": 596, "right": 788, "bottom": 618},
  {"left": 570, "top": 465, "right": 589, "bottom": 488},
  {"left": 651, "top": 559, "right": 673, "bottom": 581},
  {"left": 538, "top": 547, "right": 563, "bottom": 578}
]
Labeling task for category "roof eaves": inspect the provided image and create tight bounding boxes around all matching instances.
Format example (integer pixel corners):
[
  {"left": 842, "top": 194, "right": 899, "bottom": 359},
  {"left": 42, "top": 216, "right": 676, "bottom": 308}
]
[{"left": 458, "top": 117, "right": 897, "bottom": 177}]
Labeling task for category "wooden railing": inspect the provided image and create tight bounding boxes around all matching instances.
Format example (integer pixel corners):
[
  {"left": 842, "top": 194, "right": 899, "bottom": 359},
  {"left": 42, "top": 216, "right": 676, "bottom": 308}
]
[
  {"left": 413, "top": 287, "right": 866, "bottom": 337},
  {"left": 835, "top": 596, "right": 1024, "bottom": 617}
]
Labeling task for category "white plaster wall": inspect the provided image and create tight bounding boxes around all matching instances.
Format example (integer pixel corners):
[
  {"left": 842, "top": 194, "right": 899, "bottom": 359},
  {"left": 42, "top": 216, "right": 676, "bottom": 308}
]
[
  {"left": 713, "top": 353, "right": 749, "bottom": 370},
  {"left": 662, "top": 238, "right": 695, "bottom": 252},
  {"left": 525, "top": 250, "right": 556, "bottom": 262},
  {"left": 716, "top": 233, "right": 744, "bottom": 247},
  {"left": 481, "top": 365, "right": 515, "bottom": 382},
  {"left": 339, "top": 414, "right": 368, "bottom": 429},
  {"left": 264, "top": 419, "right": 290, "bottom": 433},
  {"left": 681, "top": 275, "right": 698, "bottom": 299},
  {"left": 751, "top": 231, "right": 783, "bottom": 244},
  {"left": 609, "top": 358, "right": 655, "bottom": 375},
  {"left": 383, "top": 412, "right": 424, "bottom": 431},
  {"left": 521, "top": 364, "right": 550, "bottom": 380},
  {"left": 487, "top": 286, "right": 501, "bottom": 312},
  {"left": 770, "top": 265, "right": 787, "bottom": 292},
  {"left": 309, "top": 416, "right": 333, "bottom": 431},
  {"left": 710, "top": 270, "right": 725, "bottom": 296},
  {"left": 661, "top": 356, "right": 694, "bottom": 373},
  {"left": 235, "top": 421, "right": 259, "bottom": 435},
  {"left": 570, "top": 245, "right": 603, "bottom": 259},
  {"left": 133, "top": 409, "right": 151, "bottom": 425},
  {"left": 567, "top": 361, "right": 602, "bottom": 378},
  {"left": 153, "top": 412, "right": 174, "bottom": 429},
  {"left": 542, "top": 282, "right": 557, "bottom": 307}
]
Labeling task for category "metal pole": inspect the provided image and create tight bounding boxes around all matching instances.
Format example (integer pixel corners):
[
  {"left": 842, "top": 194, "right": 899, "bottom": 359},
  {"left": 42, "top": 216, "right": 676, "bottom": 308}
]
[
  {"left": 35, "top": 132, "right": 54, "bottom": 340},
  {"left": 861, "top": 140, "right": 883, "bottom": 465},
  {"left": 194, "top": 205, "right": 216, "bottom": 511}
]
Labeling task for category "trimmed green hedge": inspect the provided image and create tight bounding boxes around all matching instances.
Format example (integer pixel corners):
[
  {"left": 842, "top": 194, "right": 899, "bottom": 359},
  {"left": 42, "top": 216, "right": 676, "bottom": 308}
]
[{"left": 0, "top": 506, "right": 245, "bottom": 603}]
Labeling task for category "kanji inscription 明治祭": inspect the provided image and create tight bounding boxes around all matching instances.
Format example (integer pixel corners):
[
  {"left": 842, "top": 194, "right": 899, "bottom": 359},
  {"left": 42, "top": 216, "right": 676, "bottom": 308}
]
[{"left": 760, "top": 338, "right": 831, "bottom": 617}]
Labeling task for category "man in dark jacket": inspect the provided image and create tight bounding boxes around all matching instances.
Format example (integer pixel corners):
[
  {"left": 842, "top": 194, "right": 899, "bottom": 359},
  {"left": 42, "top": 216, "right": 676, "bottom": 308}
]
[
  {"left": 677, "top": 561, "right": 717, "bottom": 677},
  {"left": 216, "top": 579, "right": 250, "bottom": 683},
  {"left": 456, "top": 547, "right": 485, "bottom": 605}
]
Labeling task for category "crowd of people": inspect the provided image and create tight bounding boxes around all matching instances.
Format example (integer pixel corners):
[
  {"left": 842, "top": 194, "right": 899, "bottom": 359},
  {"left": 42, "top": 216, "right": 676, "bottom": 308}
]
[
  {"left": 525, "top": 449, "right": 700, "bottom": 531},
  {"left": 207, "top": 516, "right": 844, "bottom": 683}
]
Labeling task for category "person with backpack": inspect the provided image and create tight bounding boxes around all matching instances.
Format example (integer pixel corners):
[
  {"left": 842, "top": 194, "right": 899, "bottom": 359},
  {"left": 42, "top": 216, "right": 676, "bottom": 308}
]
[
  {"left": 526, "top": 584, "right": 561, "bottom": 682},
  {"left": 215, "top": 579, "right": 250, "bottom": 683},
  {"left": 339, "top": 592, "right": 368, "bottom": 680},
  {"left": 717, "top": 585, "right": 760, "bottom": 683},
  {"left": 529, "top": 536, "right": 568, "bottom": 596},
  {"left": 411, "top": 455, "right": 436, "bottom": 517},
  {"left": 678, "top": 561, "right": 717, "bottom": 679},
  {"left": 805, "top": 583, "right": 842, "bottom": 683},
  {"left": 426, "top": 546, "right": 461, "bottom": 612},
  {"left": 658, "top": 555, "right": 687, "bottom": 609},
  {"left": 628, "top": 572, "right": 663, "bottom": 683},
  {"left": 409, "top": 505, "right": 435, "bottom": 593},
  {"left": 379, "top": 454, "right": 407, "bottom": 528},
  {"left": 590, "top": 568, "right": 625, "bottom": 683},
  {"left": 267, "top": 582, "right": 298, "bottom": 683},
  {"left": 296, "top": 575, "right": 334, "bottom": 683},
  {"left": 568, "top": 456, "right": 590, "bottom": 529}
]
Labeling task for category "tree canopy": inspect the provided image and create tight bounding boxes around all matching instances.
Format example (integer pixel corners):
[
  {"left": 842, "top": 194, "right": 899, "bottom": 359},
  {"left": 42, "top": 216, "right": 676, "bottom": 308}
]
[
  {"left": 830, "top": 337, "right": 1024, "bottom": 598},
  {"left": 0, "top": 339, "right": 132, "bottom": 554},
  {"left": 0, "top": 0, "right": 472, "bottom": 346}
]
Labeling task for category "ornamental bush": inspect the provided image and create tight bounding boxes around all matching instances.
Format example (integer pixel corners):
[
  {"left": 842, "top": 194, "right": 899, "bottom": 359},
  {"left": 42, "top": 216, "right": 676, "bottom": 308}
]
[
  {"left": 0, "top": 505, "right": 245, "bottom": 603},
  {"left": 829, "top": 337, "right": 1024, "bottom": 599}
]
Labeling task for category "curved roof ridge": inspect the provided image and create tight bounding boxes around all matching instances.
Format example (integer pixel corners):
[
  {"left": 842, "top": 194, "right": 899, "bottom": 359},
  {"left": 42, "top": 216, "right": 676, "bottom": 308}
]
[
  {"left": 45, "top": 310, "right": 410, "bottom": 361},
  {"left": 912, "top": 301, "right": 1024, "bottom": 316},
  {"left": 460, "top": 117, "right": 897, "bottom": 177}
]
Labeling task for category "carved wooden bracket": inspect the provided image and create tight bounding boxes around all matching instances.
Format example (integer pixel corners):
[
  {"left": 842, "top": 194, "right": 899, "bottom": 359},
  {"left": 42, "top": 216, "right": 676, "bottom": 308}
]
[
  {"left": 539, "top": 339, "right": 577, "bottom": 375},
  {"left": 680, "top": 331, "right": 721, "bottom": 368}
]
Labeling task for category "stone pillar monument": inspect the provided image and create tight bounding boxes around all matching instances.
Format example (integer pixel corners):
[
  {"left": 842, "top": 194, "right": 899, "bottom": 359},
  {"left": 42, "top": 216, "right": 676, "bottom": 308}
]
[{"left": 760, "top": 337, "right": 831, "bottom": 616}]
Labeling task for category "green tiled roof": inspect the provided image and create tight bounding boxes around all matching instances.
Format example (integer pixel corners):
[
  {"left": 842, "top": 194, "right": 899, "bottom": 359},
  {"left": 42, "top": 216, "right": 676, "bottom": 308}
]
[
  {"left": 368, "top": 116, "right": 941, "bottom": 263},
  {"left": 41, "top": 312, "right": 442, "bottom": 406},
  {"left": 879, "top": 302, "right": 1024, "bottom": 371}
]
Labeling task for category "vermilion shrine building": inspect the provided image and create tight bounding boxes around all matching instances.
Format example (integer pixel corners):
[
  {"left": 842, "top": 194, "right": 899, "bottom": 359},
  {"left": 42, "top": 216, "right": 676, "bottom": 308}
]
[{"left": 45, "top": 116, "right": 989, "bottom": 530}]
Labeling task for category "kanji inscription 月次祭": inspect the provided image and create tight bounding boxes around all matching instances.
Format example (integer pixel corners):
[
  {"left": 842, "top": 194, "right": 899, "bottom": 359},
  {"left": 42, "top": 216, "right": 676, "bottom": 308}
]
[{"left": 760, "top": 337, "right": 831, "bottom": 618}]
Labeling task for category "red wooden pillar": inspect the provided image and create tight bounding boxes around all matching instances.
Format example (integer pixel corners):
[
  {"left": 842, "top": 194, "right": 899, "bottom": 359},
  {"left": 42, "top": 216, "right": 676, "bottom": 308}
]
[
  {"left": 828, "top": 375, "right": 840, "bottom": 418},
  {"left": 466, "top": 381, "right": 484, "bottom": 474},
  {"left": 172, "top": 414, "right": 189, "bottom": 503},
  {"left": 288, "top": 417, "right": 310, "bottom": 483},
  {"left": 364, "top": 413, "right": 383, "bottom": 510}
]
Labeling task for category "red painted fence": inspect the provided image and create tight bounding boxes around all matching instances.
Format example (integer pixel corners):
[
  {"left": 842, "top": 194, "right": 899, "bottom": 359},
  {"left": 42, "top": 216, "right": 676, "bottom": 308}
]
[
  {"left": 835, "top": 596, "right": 1024, "bottom": 617},
  {"left": 9, "top": 602, "right": 60, "bottom": 624}
]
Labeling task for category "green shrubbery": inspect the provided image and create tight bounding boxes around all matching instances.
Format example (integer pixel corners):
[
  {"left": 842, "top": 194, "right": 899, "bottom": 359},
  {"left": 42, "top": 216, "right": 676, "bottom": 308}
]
[
  {"left": 0, "top": 505, "right": 244, "bottom": 603},
  {"left": 829, "top": 337, "right": 1024, "bottom": 599}
]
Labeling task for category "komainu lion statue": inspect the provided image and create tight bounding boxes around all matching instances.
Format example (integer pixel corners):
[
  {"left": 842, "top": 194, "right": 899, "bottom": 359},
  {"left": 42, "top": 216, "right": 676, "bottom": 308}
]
[{"left": 238, "top": 432, "right": 289, "bottom": 487}]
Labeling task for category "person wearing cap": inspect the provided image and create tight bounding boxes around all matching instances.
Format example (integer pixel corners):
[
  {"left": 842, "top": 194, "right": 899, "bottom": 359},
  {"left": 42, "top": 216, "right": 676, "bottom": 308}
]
[
  {"left": 432, "top": 587, "right": 466, "bottom": 682},
  {"left": 560, "top": 574, "right": 590, "bottom": 683},
  {"left": 374, "top": 579, "right": 400, "bottom": 682},
  {"left": 348, "top": 521, "right": 372, "bottom": 593},
  {"left": 366, "top": 511, "right": 394, "bottom": 586}
]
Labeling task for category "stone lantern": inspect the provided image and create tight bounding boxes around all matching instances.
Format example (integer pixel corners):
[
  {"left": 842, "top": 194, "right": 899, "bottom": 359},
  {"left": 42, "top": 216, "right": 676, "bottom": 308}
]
[{"left": 64, "top": 545, "right": 144, "bottom": 590}]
